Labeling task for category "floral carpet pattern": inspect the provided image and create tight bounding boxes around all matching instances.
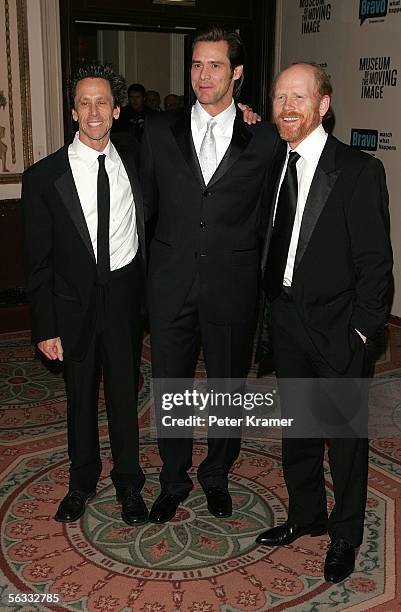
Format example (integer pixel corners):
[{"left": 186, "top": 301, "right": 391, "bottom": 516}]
[{"left": 0, "top": 328, "right": 401, "bottom": 611}]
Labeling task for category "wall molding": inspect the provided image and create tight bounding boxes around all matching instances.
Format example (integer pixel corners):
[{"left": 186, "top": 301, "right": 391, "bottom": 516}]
[
  {"left": 170, "top": 33, "right": 184, "bottom": 95},
  {"left": 40, "top": 0, "right": 64, "bottom": 153},
  {"left": 0, "top": 0, "right": 33, "bottom": 184}
]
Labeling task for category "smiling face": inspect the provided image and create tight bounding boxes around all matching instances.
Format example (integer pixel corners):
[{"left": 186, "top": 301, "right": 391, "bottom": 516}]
[
  {"left": 272, "top": 64, "right": 330, "bottom": 149},
  {"left": 72, "top": 77, "right": 120, "bottom": 151},
  {"left": 191, "top": 40, "right": 243, "bottom": 116}
]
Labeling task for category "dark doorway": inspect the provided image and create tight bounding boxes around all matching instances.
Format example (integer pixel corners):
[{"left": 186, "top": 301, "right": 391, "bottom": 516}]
[{"left": 59, "top": 0, "right": 276, "bottom": 139}]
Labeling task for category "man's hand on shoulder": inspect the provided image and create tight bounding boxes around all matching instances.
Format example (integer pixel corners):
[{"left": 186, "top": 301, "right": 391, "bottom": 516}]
[
  {"left": 237, "top": 102, "right": 262, "bottom": 125},
  {"left": 38, "top": 337, "right": 64, "bottom": 361}
]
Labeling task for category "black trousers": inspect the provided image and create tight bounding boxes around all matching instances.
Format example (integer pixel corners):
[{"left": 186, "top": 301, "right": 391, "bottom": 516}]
[
  {"left": 150, "top": 276, "right": 255, "bottom": 496},
  {"left": 64, "top": 258, "right": 144, "bottom": 494},
  {"left": 271, "top": 292, "right": 368, "bottom": 547}
]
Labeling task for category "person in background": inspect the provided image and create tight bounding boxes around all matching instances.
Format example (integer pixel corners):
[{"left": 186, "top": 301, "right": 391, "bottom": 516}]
[
  {"left": 164, "top": 93, "right": 181, "bottom": 111},
  {"left": 145, "top": 89, "right": 162, "bottom": 112},
  {"left": 113, "top": 82, "right": 149, "bottom": 141}
]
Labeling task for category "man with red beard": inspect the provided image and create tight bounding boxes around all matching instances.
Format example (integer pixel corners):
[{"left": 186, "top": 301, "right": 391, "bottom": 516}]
[{"left": 255, "top": 63, "right": 392, "bottom": 583}]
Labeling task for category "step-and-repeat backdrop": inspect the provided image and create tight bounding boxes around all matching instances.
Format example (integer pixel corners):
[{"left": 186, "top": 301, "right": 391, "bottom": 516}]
[{"left": 275, "top": 0, "right": 400, "bottom": 315}]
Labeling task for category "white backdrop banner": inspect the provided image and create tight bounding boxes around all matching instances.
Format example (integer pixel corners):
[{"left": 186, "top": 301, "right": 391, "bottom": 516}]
[{"left": 276, "top": 0, "right": 400, "bottom": 315}]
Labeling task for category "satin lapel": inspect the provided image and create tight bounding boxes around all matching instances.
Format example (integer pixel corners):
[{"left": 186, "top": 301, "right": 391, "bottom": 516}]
[
  {"left": 54, "top": 149, "right": 95, "bottom": 262},
  {"left": 171, "top": 108, "right": 205, "bottom": 187},
  {"left": 294, "top": 135, "right": 341, "bottom": 272},
  {"left": 113, "top": 141, "right": 146, "bottom": 257},
  {"left": 261, "top": 142, "right": 287, "bottom": 271},
  {"left": 208, "top": 110, "right": 252, "bottom": 188},
  {"left": 270, "top": 142, "right": 287, "bottom": 217}
]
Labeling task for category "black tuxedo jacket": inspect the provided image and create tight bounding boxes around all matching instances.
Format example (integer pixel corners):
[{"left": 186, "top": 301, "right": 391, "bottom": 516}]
[
  {"left": 141, "top": 107, "right": 280, "bottom": 324},
  {"left": 260, "top": 134, "right": 393, "bottom": 372},
  {"left": 21, "top": 135, "right": 145, "bottom": 361}
]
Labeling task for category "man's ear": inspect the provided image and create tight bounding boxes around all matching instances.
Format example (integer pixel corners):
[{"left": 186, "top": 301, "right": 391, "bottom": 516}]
[
  {"left": 319, "top": 95, "right": 331, "bottom": 118},
  {"left": 233, "top": 64, "right": 244, "bottom": 82},
  {"left": 113, "top": 106, "right": 120, "bottom": 120},
  {"left": 72, "top": 108, "right": 78, "bottom": 122}
]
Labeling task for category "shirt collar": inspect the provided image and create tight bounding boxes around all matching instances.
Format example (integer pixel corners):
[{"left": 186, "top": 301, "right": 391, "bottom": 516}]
[
  {"left": 70, "top": 131, "right": 114, "bottom": 168},
  {"left": 192, "top": 99, "right": 236, "bottom": 135},
  {"left": 287, "top": 124, "right": 328, "bottom": 165}
]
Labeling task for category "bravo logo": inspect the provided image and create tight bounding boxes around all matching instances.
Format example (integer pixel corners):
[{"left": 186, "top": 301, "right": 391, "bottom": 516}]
[
  {"left": 350, "top": 129, "right": 378, "bottom": 151},
  {"left": 359, "top": 0, "right": 388, "bottom": 24}
]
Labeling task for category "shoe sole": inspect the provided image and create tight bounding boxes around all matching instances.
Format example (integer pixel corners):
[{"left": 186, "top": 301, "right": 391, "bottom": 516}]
[{"left": 54, "top": 491, "right": 96, "bottom": 523}]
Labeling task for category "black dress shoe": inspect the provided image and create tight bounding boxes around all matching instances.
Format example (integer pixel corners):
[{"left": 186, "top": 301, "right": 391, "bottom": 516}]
[
  {"left": 149, "top": 492, "right": 185, "bottom": 523},
  {"left": 204, "top": 488, "right": 232, "bottom": 518},
  {"left": 54, "top": 489, "right": 96, "bottom": 523},
  {"left": 116, "top": 488, "right": 148, "bottom": 525},
  {"left": 324, "top": 538, "right": 355, "bottom": 583},
  {"left": 256, "top": 521, "right": 327, "bottom": 546}
]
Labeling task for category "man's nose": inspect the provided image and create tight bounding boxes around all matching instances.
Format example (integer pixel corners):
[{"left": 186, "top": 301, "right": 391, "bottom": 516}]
[
  {"left": 200, "top": 66, "right": 211, "bottom": 80},
  {"left": 283, "top": 97, "right": 295, "bottom": 110},
  {"left": 89, "top": 103, "right": 98, "bottom": 116}
]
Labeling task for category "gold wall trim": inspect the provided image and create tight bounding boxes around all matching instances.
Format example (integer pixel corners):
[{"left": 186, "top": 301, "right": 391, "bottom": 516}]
[
  {"left": 17, "top": 0, "right": 33, "bottom": 170},
  {"left": 0, "top": 0, "right": 33, "bottom": 184}
]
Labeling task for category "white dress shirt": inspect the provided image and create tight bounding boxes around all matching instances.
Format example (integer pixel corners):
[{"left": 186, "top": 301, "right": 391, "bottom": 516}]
[
  {"left": 68, "top": 132, "right": 138, "bottom": 271},
  {"left": 273, "top": 124, "right": 328, "bottom": 286},
  {"left": 191, "top": 99, "right": 236, "bottom": 167}
]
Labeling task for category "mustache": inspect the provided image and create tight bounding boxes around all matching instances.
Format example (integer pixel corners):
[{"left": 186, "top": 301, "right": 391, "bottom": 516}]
[{"left": 277, "top": 113, "right": 303, "bottom": 120}]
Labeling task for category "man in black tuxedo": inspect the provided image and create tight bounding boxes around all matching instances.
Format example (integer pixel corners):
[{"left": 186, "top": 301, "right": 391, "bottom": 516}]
[
  {"left": 255, "top": 63, "right": 392, "bottom": 583},
  {"left": 141, "top": 26, "right": 280, "bottom": 523},
  {"left": 22, "top": 64, "right": 148, "bottom": 526}
]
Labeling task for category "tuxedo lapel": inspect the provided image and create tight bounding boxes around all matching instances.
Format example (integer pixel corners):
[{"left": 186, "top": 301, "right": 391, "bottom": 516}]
[
  {"left": 171, "top": 107, "right": 253, "bottom": 188},
  {"left": 261, "top": 142, "right": 287, "bottom": 272},
  {"left": 113, "top": 141, "right": 146, "bottom": 259},
  {"left": 270, "top": 142, "right": 287, "bottom": 216},
  {"left": 207, "top": 110, "right": 252, "bottom": 188},
  {"left": 294, "top": 135, "right": 341, "bottom": 273},
  {"left": 54, "top": 148, "right": 95, "bottom": 262},
  {"left": 171, "top": 108, "right": 205, "bottom": 187}
]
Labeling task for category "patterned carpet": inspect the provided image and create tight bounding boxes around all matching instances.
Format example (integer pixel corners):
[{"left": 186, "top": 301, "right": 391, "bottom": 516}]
[{"left": 1, "top": 327, "right": 401, "bottom": 611}]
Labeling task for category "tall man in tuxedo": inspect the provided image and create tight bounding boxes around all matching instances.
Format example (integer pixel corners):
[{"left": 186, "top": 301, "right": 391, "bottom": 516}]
[
  {"left": 22, "top": 64, "right": 148, "bottom": 526},
  {"left": 255, "top": 63, "right": 392, "bottom": 583},
  {"left": 141, "top": 26, "right": 280, "bottom": 523}
]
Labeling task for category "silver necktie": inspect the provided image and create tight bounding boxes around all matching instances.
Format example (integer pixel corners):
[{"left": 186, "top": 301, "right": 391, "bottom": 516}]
[{"left": 199, "top": 119, "right": 217, "bottom": 185}]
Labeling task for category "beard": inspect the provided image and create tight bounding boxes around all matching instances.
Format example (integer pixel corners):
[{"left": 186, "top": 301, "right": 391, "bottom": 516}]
[{"left": 274, "top": 110, "right": 321, "bottom": 146}]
